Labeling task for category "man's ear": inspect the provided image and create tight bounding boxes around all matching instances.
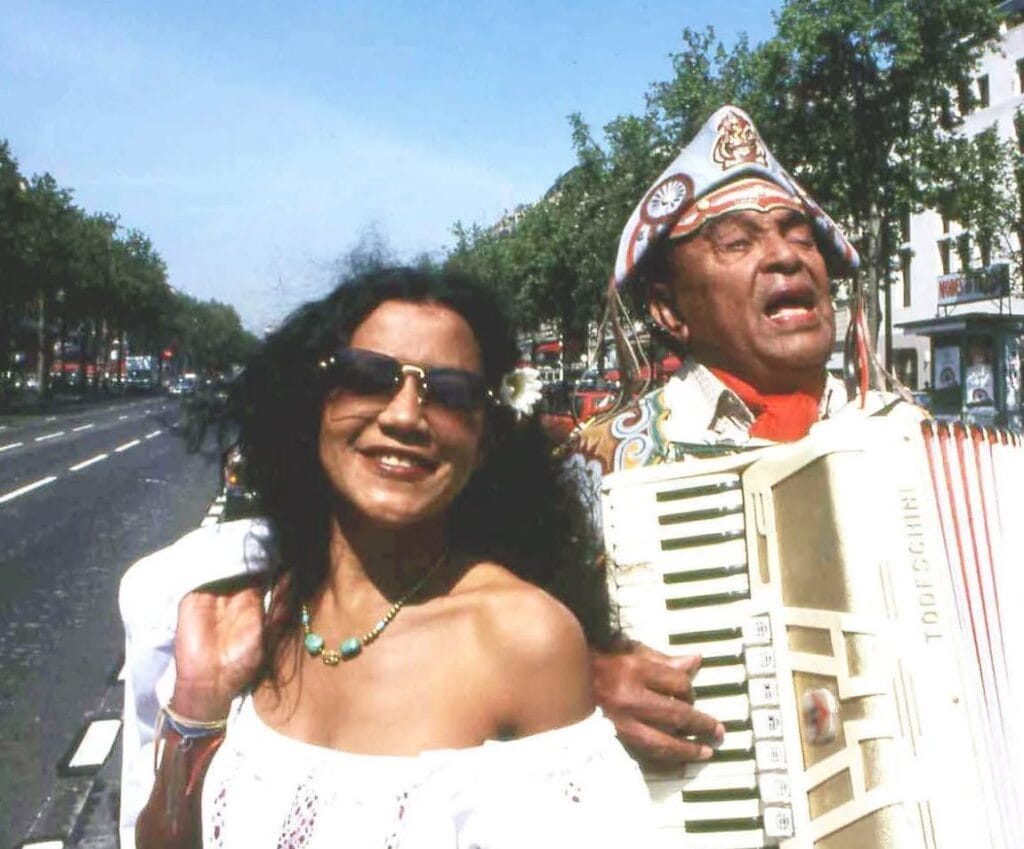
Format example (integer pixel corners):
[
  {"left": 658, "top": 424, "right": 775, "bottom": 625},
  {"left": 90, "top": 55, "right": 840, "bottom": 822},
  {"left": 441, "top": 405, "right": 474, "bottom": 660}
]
[{"left": 648, "top": 282, "right": 689, "bottom": 348}]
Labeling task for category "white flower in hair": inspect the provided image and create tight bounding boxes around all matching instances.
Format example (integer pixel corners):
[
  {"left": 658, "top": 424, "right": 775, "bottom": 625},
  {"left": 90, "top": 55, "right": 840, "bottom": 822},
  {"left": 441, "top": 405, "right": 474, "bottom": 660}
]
[{"left": 498, "top": 366, "right": 543, "bottom": 420}]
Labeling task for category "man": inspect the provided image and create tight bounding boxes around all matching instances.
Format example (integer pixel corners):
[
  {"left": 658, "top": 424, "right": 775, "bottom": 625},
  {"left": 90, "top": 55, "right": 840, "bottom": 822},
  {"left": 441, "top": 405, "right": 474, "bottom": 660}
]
[{"left": 572, "top": 104, "right": 880, "bottom": 765}]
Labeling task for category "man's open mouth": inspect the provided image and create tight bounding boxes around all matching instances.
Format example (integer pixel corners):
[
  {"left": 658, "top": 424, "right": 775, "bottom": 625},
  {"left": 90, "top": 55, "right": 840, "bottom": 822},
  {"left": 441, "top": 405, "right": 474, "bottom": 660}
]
[{"left": 764, "top": 286, "right": 818, "bottom": 320}]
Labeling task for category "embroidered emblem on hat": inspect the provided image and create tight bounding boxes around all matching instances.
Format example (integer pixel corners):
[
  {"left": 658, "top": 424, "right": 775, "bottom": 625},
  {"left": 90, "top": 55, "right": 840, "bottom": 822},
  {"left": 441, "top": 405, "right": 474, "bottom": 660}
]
[
  {"left": 640, "top": 175, "right": 694, "bottom": 225},
  {"left": 712, "top": 110, "right": 767, "bottom": 171}
]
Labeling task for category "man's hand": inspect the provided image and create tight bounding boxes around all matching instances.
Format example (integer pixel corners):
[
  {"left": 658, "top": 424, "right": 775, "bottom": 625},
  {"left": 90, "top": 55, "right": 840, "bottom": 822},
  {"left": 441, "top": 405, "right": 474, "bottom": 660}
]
[
  {"left": 592, "top": 643, "right": 725, "bottom": 766},
  {"left": 171, "top": 574, "right": 267, "bottom": 721}
]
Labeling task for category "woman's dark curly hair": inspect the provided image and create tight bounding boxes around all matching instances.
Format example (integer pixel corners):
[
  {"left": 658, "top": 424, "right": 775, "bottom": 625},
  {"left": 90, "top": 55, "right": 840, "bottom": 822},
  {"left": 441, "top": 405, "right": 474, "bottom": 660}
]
[{"left": 236, "top": 266, "right": 616, "bottom": 686}]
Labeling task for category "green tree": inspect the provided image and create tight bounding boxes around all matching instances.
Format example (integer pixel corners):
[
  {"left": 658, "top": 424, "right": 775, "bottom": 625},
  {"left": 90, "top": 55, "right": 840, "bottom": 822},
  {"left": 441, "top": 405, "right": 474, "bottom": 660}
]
[
  {"left": 933, "top": 121, "right": 1023, "bottom": 294},
  {"left": 749, "top": 0, "right": 1002, "bottom": 343}
]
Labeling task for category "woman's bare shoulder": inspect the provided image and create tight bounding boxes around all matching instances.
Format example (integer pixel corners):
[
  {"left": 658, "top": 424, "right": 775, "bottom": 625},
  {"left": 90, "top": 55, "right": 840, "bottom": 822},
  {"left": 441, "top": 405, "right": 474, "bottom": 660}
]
[{"left": 452, "top": 562, "right": 594, "bottom": 732}]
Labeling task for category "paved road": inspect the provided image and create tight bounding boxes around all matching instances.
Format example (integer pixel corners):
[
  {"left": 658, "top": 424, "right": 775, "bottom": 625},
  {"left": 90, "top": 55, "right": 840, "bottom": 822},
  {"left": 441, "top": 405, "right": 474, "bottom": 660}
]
[{"left": 0, "top": 396, "right": 225, "bottom": 849}]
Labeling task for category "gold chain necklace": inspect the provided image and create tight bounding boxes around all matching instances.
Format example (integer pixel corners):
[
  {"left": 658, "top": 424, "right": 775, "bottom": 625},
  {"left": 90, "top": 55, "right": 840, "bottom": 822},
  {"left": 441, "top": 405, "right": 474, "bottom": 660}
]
[{"left": 301, "top": 552, "right": 446, "bottom": 665}]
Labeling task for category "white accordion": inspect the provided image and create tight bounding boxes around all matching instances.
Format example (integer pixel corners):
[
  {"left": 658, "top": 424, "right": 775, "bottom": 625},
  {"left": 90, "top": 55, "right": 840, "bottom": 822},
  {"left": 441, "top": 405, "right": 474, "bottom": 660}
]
[{"left": 600, "top": 406, "right": 1024, "bottom": 849}]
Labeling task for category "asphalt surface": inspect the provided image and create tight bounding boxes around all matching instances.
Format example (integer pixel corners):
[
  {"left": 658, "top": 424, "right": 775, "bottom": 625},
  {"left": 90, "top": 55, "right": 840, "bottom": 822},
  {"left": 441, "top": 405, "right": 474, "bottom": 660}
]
[{"left": 0, "top": 395, "right": 225, "bottom": 849}]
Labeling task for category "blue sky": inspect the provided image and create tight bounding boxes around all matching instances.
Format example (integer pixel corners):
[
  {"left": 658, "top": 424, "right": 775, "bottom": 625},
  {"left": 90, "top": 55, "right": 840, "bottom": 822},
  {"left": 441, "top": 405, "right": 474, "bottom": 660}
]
[{"left": 1, "top": 1, "right": 781, "bottom": 332}]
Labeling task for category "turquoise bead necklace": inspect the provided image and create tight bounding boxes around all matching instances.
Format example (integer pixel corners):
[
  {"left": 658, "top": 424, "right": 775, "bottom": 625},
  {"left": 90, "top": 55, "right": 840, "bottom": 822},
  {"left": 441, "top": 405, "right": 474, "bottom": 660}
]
[{"left": 301, "top": 551, "right": 447, "bottom": 665}]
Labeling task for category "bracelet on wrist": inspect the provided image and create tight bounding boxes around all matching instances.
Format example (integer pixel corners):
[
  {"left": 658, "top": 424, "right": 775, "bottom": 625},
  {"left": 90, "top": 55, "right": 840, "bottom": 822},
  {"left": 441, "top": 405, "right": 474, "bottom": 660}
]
[{"left": 160, "top": 704, "right": 228, "bottom": 741}]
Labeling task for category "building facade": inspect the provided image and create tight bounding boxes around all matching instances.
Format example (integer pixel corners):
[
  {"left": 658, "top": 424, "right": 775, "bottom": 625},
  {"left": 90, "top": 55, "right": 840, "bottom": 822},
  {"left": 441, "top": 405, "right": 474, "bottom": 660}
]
[{"left": 889, "top": 4, "right": 1024, "bottom": 429}]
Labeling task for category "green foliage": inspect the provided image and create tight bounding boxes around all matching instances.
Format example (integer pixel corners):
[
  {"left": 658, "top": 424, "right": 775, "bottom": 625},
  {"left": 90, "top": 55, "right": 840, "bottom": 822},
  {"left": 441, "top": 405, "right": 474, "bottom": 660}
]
[
  {"left": 446, "top": 0, "right": 1005, "bottom": 351},
  {"left": 0, "top": 137, "right": 258, "bottom": 397},
  {"left": 935, "top": 120, "right": 1024, "bottom": 292}
]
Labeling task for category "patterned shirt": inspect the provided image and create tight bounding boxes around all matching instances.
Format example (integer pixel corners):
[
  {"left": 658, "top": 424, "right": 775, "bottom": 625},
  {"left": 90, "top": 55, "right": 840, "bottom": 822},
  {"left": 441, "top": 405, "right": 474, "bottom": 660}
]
[{"left": 571, "top": 359, "right": 850, "bottom": 475}]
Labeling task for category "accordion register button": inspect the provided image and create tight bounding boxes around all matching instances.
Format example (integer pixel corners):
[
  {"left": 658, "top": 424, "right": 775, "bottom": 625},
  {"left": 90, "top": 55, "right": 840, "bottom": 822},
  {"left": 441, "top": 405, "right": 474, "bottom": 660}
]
[
  {"left": 750, "top": 708, "right": 784, "bottom": 738},
  {"left": 763, "top": 805, "right": 795, "bottom": 839},
  {"left": 742, "top": 615, "right": 772, "bottom": 645},
  {"left": 759, "top": 773, "right": 791, "bottom": 805},
  {"left": 748, "top": 678, "right": 779, "bottom": 707},
  {"left": 744, "top": 647, "right": 775, "bottom": 675},
  {"left": 754, "top": 740, "right": 788, "bottom": 771}
]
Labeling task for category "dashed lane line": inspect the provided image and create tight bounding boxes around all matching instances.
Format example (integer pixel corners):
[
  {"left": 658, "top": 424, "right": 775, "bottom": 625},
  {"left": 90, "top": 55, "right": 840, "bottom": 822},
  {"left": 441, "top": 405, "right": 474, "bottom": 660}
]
[
  {"left": 0, "top": 476, "right": 58, "bottom": 504},
  {"left": 34, "top": 431, "right": 65, "bottom": 442},
  {"left": 72, "top": 423, "right": 94, "bottom": 432},
  {"left": 1, "top": 441, "right": 24, "bottom": 452},
  {"left": 144, "top": 429, "right": 162, "bottom": 439},
  {"left": 59, "top": 717, "right": 122, "bottom": 775},
  {"left": 69, "top": 453, "right": 109, "bottom": 472},
  {"left": 19, "top": 839, "right": 65, "bottom": 849},
  {"left": 117, "top": 415, "right": 128, "bottom": 421},
  {"left": 114, "top": 439, "right": 141, "bottom": 453}
]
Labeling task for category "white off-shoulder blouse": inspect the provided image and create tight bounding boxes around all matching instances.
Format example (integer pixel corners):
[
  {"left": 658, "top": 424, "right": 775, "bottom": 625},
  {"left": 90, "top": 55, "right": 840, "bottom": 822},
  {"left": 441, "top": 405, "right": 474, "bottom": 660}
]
[{"left": 202, "top": 697, "right": 655, "bottom": 849}]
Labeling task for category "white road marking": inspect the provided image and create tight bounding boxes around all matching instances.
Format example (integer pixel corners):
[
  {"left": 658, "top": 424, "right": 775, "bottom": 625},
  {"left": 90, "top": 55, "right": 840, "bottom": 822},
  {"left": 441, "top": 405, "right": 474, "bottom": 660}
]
[
  {"left": 114, "top": 439, "right": 141, "bottom": 453},
  {"left": 66, "top": 718, "right": 121, "bottom": 770},
  {"left": 208, "top": 503, "right": 224, "bottom": 516},
  {"left": 69, "top": 453, "right": 108, "bottom": 472},
  {"left": 20, "top": 841, "right": 64, "bottom": 849},
  {"left": 0, "top": 476, "right": 58, "bottom": 504},
  {"left": 117, "top": 415, "right": 128, "bottom": 421},
  {"left": 0, "top": 424, "right": 7, "bottom": 431},
  {"left": 0, "top": 441, "right": 23, "bottom": 452},
  {"left": 45, "top": 416, "right": 56, "bottom": 422},
  {"left": 34, "top": 431, "right": 65, "bottom": 442},
  {"left": 72, "top": 423, "right": 94, "bottom": 432},
  {"left": 200, "top": 515, "right": 219, "bottom": 527},
  {"left": 144, "top": 429, "right": 162, "bottom": 439}
]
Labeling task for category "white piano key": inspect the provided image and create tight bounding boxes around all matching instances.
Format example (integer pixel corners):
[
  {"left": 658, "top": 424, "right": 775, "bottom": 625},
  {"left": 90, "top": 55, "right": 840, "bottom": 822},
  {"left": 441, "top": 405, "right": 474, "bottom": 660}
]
[
  {"left": 616, "top": 573, "right": 750, "bottom": 608},
  {"left": 693, "top": 664, "right": 748, "bottom": 690},
  {"left": 682, "top": 797, "right": 763, "bottom": 822},
  {"left": 610, "top": 538, "right": 748, "bottom": 578},
  {"left": 695, "top": 693, "right": 751, "bottom": 724},
  {"left": 678, "top": 827, "right": 769, "bottom": 849},
  {"left": 666, "top": 636, "right": 745, "bottom": 661},
  {"left": 682, "top": 759, "right": 757, "bottom": 790},
  {"left": 715, "top": 729, "right": 754, "bottom": 753},
  {"left": 620, "top": 598, "right": 756, "bottom": 636}
]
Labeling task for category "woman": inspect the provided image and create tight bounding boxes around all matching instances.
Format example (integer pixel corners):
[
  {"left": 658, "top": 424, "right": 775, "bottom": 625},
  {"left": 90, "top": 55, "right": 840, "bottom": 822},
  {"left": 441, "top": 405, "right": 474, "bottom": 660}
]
[{"left": 135, "top": 266, "right": 654, "bottom": 848}]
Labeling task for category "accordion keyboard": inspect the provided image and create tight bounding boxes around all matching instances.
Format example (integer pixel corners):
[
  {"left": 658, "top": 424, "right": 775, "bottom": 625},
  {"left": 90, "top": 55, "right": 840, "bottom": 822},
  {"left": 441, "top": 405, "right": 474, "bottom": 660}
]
[
  {"left": 605, "top": 464, "right": 794, "bottom": 848},
  {"left": 600, "top": 411, "right": 1019, "bottom": 849}
]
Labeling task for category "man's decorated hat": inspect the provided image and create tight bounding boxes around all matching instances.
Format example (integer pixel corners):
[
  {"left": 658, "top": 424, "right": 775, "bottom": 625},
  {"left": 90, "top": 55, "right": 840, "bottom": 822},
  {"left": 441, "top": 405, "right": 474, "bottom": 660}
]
[{"left": 612, "top": 105, "right": 859, "bottom": 288}]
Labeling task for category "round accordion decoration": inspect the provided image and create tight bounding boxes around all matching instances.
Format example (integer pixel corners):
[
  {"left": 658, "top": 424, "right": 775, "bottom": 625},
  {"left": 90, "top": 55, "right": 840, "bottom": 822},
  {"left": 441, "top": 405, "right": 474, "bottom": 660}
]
[{"left": 640, "top": 174, "right": 694, "bottom": 225}]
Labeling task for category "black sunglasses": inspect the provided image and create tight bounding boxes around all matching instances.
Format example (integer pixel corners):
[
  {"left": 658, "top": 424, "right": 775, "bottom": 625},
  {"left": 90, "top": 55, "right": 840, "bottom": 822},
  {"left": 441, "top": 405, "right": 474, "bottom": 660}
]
[{"left": 324, "top": 348, "right": 490, "bottom": 411}]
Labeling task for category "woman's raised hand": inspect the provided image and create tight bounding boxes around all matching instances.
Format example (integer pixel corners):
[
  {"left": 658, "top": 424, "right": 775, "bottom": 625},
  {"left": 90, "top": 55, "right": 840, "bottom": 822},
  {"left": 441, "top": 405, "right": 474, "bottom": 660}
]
[{"left": 171, "top": 575, "right": 267, "bottom": 721}]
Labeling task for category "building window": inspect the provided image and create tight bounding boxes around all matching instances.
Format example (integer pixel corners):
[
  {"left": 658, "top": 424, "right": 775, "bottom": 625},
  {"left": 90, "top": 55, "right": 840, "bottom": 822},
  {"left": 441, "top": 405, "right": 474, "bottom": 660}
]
[{"left": 977, "top": 75, "right": 990, "bottom": 109}]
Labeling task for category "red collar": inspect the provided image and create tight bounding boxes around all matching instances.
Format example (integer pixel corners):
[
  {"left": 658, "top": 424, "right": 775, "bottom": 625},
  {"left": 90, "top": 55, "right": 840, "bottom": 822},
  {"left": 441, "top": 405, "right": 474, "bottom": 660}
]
[{"left": 708, "top": 368, "right": 823, "bottom": 442}]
